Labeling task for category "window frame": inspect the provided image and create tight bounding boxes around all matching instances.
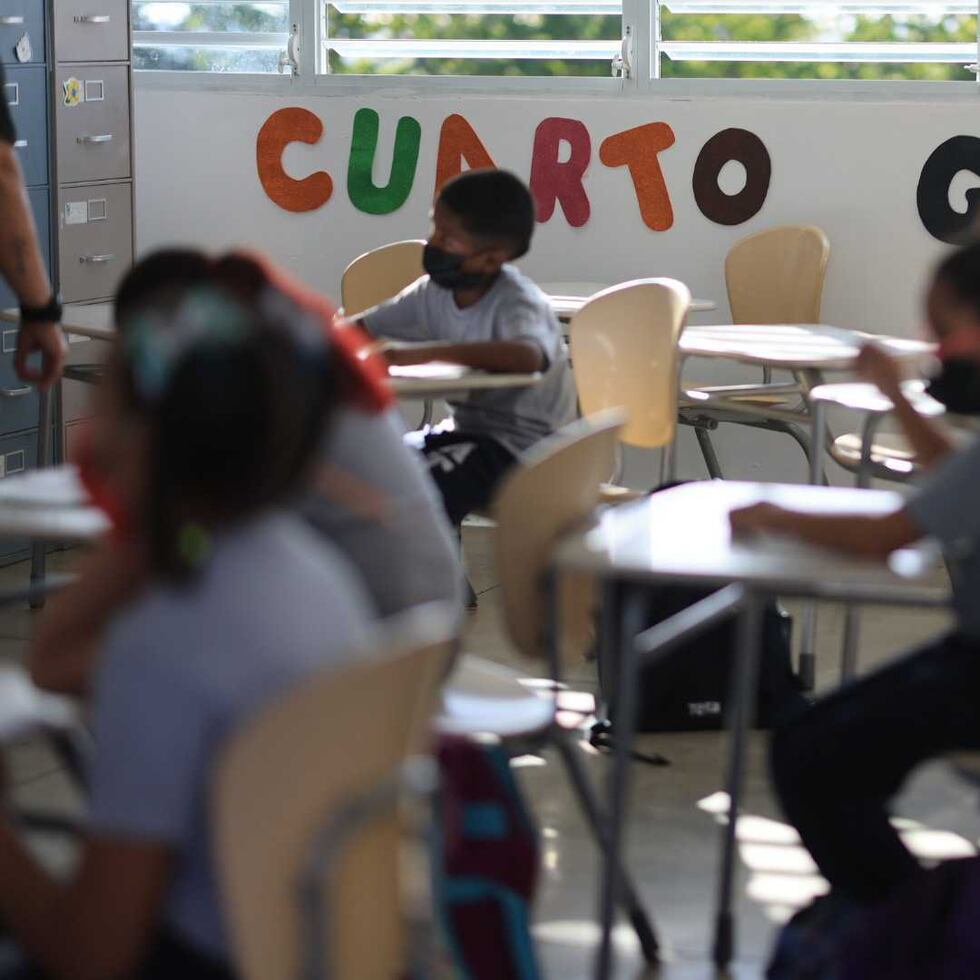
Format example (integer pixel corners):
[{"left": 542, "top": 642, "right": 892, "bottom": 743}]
[{"left": 131, "top": 0, "right": 980, "bottom": 100}]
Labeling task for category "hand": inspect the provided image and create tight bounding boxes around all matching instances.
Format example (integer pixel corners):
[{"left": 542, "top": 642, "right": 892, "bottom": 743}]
[
  {"left": 855, "top": 343, "right": 904, "bottom": 400},
  {"left": 15, "top": 322, "right": 66, "bottom": 391},
  {"left": 729, "top": 502, "right": 788, "bottom": 537}
]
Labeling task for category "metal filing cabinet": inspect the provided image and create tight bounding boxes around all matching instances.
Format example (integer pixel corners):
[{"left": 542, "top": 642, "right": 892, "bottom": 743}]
[{"left": 53, "top": 0, "right": 135, "bottom": 305}]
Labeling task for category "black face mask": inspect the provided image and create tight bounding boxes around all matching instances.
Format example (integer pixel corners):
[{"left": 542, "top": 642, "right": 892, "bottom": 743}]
[
  {"left": 423, "top": 243, "right": 489, "bottom": 291},
  {"left": 927, "top": 358, "right": 980, "bottom": 415}
]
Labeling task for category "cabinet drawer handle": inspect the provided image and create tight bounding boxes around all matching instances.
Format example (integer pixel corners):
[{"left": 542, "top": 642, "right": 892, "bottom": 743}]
[
  {"left": 80, "top": 254, "right": 115, "bottom": 265},
  {"left": 0, "top": 387, "right": 31, "bottom": 399},
  {"left": 13, "top": 139, "right": 26, "bottom": 149},
  {"left": 74, "top": 14, "right": 111, "bottom": 24},
  {"left": 0, "top": 17, "right": 26, "bottom": 26},
  {"left": 77, "top": 134, "right": 113, "bottom": 144}
]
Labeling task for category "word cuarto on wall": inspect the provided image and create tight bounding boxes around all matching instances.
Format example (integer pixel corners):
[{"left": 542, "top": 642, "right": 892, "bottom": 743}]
[
  {"left": 256, "top": 106, "right": 973, "bottom": 243},
  {"left": 256, "top": 107, "right": 771, "bottom": 230}
]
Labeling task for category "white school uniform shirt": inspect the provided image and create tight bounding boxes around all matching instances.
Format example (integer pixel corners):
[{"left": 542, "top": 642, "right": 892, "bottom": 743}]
[
  {"left": 87, "top": 512, "right": 374, "bottom": 963},
  {"left": 362, "top": 265, "right": 577, "bottom": 457}
]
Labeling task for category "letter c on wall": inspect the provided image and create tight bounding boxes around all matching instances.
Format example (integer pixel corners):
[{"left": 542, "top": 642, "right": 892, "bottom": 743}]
[
  {"left": 256, "top": 108, "right": 333, "bottom": 213},
  {"left": 917, "top": 136, "right": 980, "bottom": 244},
  {"left": 692, "top": 128, "right": 771, "bottom": 226}
]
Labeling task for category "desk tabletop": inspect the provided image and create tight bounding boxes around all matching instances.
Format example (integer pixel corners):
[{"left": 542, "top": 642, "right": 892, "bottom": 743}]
[
  {"left": 547, "top": 287, "right": 716, "bottom": 320},
  {"left": 388, "top": 362, "right": 541, "bottom": 398},
  {"left": 554, "top": 481, "right": 944, "bottom": 603},
  {"left": 0, "top": 466, "right": 108, "bottom": 542},
  {"left": 681, "top": 324, "right": 934, "bottom": 371}
]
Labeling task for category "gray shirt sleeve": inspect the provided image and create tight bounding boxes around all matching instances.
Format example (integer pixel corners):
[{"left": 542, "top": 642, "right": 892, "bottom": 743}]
[
  {"left": 88, "top": 622, "right": 211, "bottom": 843},
  {"left": 493, "top": 296, "right": 560, "bottom": 369},
  {"left": 906, "top": 438, "right": 980, "bottom": 545},
  {"left": 360, "top": 279, "right": 428, "bottom": 342}
]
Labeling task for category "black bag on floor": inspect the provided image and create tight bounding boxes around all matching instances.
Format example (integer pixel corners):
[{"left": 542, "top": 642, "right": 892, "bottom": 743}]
[{"left": 616, "top": 585, "right": 808, "bottom": 732}]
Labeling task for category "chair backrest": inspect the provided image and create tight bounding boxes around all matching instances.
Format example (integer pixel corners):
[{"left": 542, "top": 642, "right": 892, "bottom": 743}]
[
  {"left": 569, "top": 278, "right": 690, "bottom": 451},
  {"left": 213, "top": 606, "right": 456, "bottom": 980},
  {"left": 492, "top": 411, "right": 625, "bottom": 664},
  {"left": 725, "top": 225, "right": 830, "bottom": 324},
  {"left": 341, "top": 240, "right": 425, "bottom": 317}
]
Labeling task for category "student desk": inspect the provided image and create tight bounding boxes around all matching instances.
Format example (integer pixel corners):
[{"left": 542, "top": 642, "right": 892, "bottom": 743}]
[
  {"left": 0, "top": 465, "right": 107, "bottom": 543},
  {"left": 545, "top": 283, "right": 717, "bottom": 323},
  {"left": 550, "top": 480, "right": 947, "bottom": 976},
  {"left": 387, "top": 362, "right": 542, "bottom": 399}
]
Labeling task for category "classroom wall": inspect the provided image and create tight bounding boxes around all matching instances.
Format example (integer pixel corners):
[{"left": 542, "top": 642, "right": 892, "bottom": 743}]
[{"left": 132, "top": 81, "right": 970, "bottom": 485}]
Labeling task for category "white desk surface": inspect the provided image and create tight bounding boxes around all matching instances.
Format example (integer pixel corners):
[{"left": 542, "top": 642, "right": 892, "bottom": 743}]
[
  {"left": 0, "top": 466, "right": 107, "bottom": 542},
  {"left": 680, "top": 324, "right": 934, "bottom": 372},
  {"left": 555, "top": 481, "right": 943, "bottom": 603},
  {"left": 388, "top": 362, "right": 541, "bottom": 398},
  {"left": 547, "top": 288, "right": 716, "bottom": 319},
  {"left": 0, "top": 666, "right": 78, "bottom": 742},
  {"left": 1, "top": 303, "right": 115, "bottom": 342}
]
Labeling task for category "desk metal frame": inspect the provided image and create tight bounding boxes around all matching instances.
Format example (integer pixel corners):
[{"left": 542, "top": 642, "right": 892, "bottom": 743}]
[{"left": 550, "top": 531, "right": 949, "bottom": 977}]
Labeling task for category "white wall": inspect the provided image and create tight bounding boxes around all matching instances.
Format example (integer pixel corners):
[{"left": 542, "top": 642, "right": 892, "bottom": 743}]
[{"left": 133, "top": 80, "right": 971, "bottom": 485}]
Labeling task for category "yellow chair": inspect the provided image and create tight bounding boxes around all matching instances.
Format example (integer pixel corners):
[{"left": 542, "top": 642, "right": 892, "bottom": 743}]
[
  {"left": 726, "top": 224, "right": 830, "bottom": 327},
  {"left": 438, "top": 410, "right": 660, "bottom": 966},
  {"left": 569, "top": 278, "right": 691, "bottom": 499},
  {"left": 685, "top": 225, "right": 831, "bottom": 478},
  {"left": 213, "top": 606, "right": 456, "bottom": 980},
  {"left": 340, "top": 239, "right": 425, "bottom": 318}
]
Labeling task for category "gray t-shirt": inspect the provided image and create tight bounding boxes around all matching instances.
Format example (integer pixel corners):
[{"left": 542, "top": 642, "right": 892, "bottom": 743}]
[
  {"left": 87, "top": 513, "right": 373, "bottom": 962},
  {"left": 301, "top": 406, "right": 463, "bottom": 617},
  {"left": 906, "top": 436, "right": 980, "bottom": 638},
  {"left": 362, "top": 265, "right": 577, "bottom": 456}
]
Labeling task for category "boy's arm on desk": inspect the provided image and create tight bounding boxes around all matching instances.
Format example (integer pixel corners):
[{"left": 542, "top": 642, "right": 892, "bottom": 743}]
[{"left": 382, "top": 339, "right": 544, "bottom": 375}]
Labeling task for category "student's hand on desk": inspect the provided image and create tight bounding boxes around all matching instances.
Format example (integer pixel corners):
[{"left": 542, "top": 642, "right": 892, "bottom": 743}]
[
  {"left": 856, "top": 343, "right": 904, "bottom": 401},
  {"left": 729, "top": 503, "right": 791, "bottom": 538}
]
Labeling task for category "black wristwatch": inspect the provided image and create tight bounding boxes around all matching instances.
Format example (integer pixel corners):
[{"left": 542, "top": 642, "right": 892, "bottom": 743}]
[{"left": 19, "top": 294, "right": 62, "bottom": 325}]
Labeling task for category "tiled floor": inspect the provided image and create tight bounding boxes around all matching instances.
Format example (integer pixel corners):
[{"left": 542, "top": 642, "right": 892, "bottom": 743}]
[{"left": 0, "top": 535, "right": 976, "bottom": 979}]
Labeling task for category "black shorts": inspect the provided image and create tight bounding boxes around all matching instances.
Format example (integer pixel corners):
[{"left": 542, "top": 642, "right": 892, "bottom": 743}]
[{"left": 408, "top": 429, "right": 516, "bottom": 527}]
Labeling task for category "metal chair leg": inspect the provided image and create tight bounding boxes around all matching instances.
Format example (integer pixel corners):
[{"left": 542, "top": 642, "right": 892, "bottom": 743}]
[
  {"left": 694, "top": 426, "right": 724, "bottom": 479},
  {"left": 552, "top": 733, "right": 660, "bottom": 966}
]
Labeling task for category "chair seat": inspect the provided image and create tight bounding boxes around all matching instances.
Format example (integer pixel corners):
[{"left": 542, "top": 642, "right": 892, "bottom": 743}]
[
  {"left": 830, "top": 432, "right": 918, "bottom": 479},
  {"left": 684, "top": 384, "right": 799, "bottom": 408},
  {"left": 437, "top": 655, "right": 554, "bottom": 740}
]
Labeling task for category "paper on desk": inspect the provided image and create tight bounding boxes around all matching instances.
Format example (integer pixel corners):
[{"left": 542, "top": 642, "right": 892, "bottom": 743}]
[
  {"left": 0, "top": 465, "right": 89, "bottom": 508},
  {"left": 388, "top": 362, "right": 470, "bottom": 380}
]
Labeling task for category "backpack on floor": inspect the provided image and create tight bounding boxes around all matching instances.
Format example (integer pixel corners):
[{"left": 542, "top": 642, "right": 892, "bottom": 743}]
[
  {"left": 431, "top": 736, "right": 542, "bottom": 980},
  {"left": 599, "top": 483, "right": 808, "bottom": 733},
  {"left": 610, "top": 584, "right": 808, "bottom": 732}
]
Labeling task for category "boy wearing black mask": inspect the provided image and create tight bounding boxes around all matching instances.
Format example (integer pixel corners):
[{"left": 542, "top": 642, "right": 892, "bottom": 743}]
[
  {"left": 357, "top": 169, "right": 575, "bottom": 540},
  {"left": 727, "top": 242, "right": 980, "bottom": 966}
]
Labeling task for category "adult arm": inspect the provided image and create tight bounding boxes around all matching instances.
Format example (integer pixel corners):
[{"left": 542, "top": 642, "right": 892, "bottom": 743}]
[{"left": 0, "top": 142, "right": 65, "bottom": 388}]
